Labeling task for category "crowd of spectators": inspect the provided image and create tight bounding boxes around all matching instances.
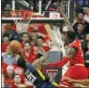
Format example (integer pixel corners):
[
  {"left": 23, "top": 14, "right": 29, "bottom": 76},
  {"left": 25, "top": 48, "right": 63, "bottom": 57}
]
[
  {"left": 1, "top": 22, "right": 50, "bottom": 87},
  {"left": 1, "top": 0, "right": 89, "bottom": 88}
]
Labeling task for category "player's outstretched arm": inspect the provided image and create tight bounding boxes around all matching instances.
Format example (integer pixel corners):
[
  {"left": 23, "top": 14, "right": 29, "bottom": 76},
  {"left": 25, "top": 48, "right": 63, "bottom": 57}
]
[
  {"left": 64, "top": 77, "right": 89, "bottom": 86},
  {"left": 32, "top": 52, "right": 49, "bottom": 68},
  {"left": 47, "top": 47, "right": 77, "bottom": 67},
  {"left": 57, "top": 5, "right": 74, "bottom": 32}
]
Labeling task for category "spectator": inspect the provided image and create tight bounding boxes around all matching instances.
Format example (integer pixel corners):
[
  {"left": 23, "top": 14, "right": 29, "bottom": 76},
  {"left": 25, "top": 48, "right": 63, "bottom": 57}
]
[
  {"left": 75, "top": 0, "right": 87, "bottom": 13},
  {"left": 10, "top": 30, "right": 20, "bottom": 41},
  {"left": 4, "top": 4, "right": 11, "bottom": 10},
  {"left": 1, "top": 23, "right": 7, "bottom": 38},
  {"left": 2, "top": 46, "right": 17, "bottom": 65},
  {"left": 36, "top": 36, "right": 50, "bottom": 55},
  {"left": 83, "top": 7, "right": 89, "bottom": 15},
  {"left": 14, "top": 66, "right": 25, "bottom": 84},
  {"left": 14, "top": 66, "right": 23, "bottom": 76},
  {"left": 29, "top": 29, "right": 41, "bottom": 45},
  {"left": 85, "top": 34, "right": 89, "bottom": 44},
  {"left": 6, "top": 24, "right": 18, "bottom": 39},
  {"left": 73, "top": 13, "right": 89, "bottom": 33},
  {"left": 76, "top": 23, "right": 85, "bottom": 42},
  {"left": 2, "top": 33, "right": 10, "bottom": 52},
  {"left": 82, "top": 34, "right": 89, "bottom": 53},
  {"left": 18, "top": 84, "right": 27, "bottom": 88},
  {"left": 4, "top": 65, "right": 14, "bottom": 88},
  {"left": 21, "top": 42, "right": 37, "bottom": 63},
  {"left": 13, "top": 74, "right": 22, "bottom": 88},
  {"left": 29, "top": 28, "right": 49, "bottom": 45},
  {"left": 84, "top": 8, "right": 89, "bottom": 23},
  {"left": 21, "top": 33, "right": 30, "bottom": 47}
]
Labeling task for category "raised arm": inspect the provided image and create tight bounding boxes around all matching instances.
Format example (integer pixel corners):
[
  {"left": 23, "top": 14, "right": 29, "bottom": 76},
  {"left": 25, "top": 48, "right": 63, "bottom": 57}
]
[
  {"left": 57, "top": 3, "right": 74, "bottom": 32},
  {"left": 32, "top": 52, "right": 49, "bottom": 68}
]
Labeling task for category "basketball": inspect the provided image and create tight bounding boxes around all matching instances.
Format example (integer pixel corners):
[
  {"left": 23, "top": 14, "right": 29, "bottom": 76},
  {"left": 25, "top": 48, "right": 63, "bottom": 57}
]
[{"left": 9, "top": 40, "right": 22, "bottom": 53}]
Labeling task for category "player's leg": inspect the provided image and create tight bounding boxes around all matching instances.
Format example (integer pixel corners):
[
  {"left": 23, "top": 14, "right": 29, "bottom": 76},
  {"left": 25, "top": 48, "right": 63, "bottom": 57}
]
[{"left": 41, "top": 82, "right": 58, "bottom": 88}]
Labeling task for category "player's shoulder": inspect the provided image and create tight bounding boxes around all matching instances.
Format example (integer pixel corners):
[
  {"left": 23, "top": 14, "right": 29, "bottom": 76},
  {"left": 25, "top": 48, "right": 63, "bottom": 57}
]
[
  {"left": 26, "top": 63, "right": 35, "bottom": 72},
  {"left": 69, "top": 39, "right": 81, "bottom": 48}
]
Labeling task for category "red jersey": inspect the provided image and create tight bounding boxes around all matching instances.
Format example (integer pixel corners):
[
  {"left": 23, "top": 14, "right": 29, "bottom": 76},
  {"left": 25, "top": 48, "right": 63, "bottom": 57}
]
[
  {"left": 21, "top": 46, "right": 37, "bottom": 63},
  {"left": 4, "top": 78, "right": 14, "bottom": 88},
  {"left": 13, "top": 64, "right": 25, "bottom": 84},
  {"left": 59, "top": 64, "right": 88, "bottom": 88},
  {"left": 48, "top": 39, "right": 84, "bottom": 67},
  {"left": 1, "top": 43, "right": 9, "bottom": 52},
  {"left": 2, "top": 62, "right": 8, "bottom": 74}
]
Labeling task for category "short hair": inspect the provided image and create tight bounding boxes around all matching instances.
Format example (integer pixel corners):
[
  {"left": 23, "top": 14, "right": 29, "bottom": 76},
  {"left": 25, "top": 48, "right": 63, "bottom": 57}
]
[
  {"left": 24, "top": 41, "right": 31, "bottom": 45},
  {"left": 32, "top": 29, "right": 38, "bottom": 32},
  {"left": 22, "top": 32, "right": 29, "bottom": 36},
  {"left": 77, "top": 13, "right": 84, "bottom": 17},
  {"left": 17, "top": 57, "right": 26, "bottom": 69},
  {"left": 3, "top": 33, "right": 9, "bottom": 38},
  {"left": 65, "top": 31, "right": 76, "bottom": 40},
  {"left": 37, "top": 36, "right": 44, "bottom": 40}
]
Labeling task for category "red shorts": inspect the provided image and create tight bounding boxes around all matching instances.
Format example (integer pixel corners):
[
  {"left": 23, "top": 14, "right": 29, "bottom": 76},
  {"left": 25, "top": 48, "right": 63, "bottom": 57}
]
[
  {"left": 59, "top": 64, "right": 88, "bottom": 88},
  {"left": 64, "top": 64, "right": 88, "bottom": 79}
]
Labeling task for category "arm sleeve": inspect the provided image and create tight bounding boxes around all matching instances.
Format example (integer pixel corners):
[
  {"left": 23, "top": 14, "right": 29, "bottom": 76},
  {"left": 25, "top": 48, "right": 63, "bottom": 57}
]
[{"left": 48, "top": 57, "right": 69, "bottom": 68}]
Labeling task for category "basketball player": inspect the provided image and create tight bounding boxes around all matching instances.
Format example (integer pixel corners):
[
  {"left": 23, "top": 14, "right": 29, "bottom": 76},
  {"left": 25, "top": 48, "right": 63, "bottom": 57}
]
[
  {"left": 33, "top": 31, "right": 89, "bottom": 88},
  {"left": 8, "top": 40, "right": 59, "bottom": 88},
  {"left": 16, "top": 52, "right": 59, "bottom": 88},
  {"left": 48, "top": 31, "right": 84, "bottom": 67}
]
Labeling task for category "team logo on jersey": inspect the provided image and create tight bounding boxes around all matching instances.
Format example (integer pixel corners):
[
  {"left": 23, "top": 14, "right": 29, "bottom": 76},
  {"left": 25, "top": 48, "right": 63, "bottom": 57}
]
[{"left": 46, "top": 69, "right": 58, "bottom": 82}]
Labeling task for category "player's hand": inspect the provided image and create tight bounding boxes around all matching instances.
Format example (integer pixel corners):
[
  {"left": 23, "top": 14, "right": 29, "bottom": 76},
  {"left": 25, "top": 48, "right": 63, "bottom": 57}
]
[
  {"left": 41, "top": 62, "right": 49, "bottom": 67},
  {"left": 65, "top": 54, "right": 73, "bottom": 58},
  {"left": 73, "top": 83, "right": 86, "bottom": 87},
  {"left": 65, "top": 47, "right": 76, "bottom": 58},
  {"left": 63, "top": 77, "right": 75, "bottom": 83},
  {"left": 32, "top": 59, "right": 41, "bottom": 68},
  {"left": 16, "top": 54, "right": 21, "bottom": 60}
]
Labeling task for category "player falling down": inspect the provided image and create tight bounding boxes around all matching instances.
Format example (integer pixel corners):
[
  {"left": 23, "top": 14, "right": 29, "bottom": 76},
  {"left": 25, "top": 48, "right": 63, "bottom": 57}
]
[
  {"left": 17, "top": 53, "right": 59, "bottom": 88},
  {"left": 9, "top": 40, "right": 59, "bottom": 88}
]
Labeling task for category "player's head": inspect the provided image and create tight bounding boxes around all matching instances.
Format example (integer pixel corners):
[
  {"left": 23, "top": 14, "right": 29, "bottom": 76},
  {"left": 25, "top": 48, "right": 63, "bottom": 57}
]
[
  {"left": 32, "top": 29, "right": 39, "bottom": 36},
  {"left": 13, "top": 74, "right": 21, "bottom": 84},
  {"left": 24, "top": 42, "right": 31, "bottom": 51},
  {"left": 22, "top": 33, "right": 29, "bottom": 42},
  {"left": 17, "top": 57, "right": 26, "bottom": 70},
  {"left": 37, "top": 36, "right": 44, "bottom": 46},
  {"left": 77, "top": 13, "right": 84, "bottom": 21},
  {"left": 63, "top": 31, "right": 76, "bottom": 44},
  {"left": 6, "top": 45, "right": 12, "bottom": 54},
  {"left": 6, "top": 65, "right": 14, "bottom": 78},
  {"left": 3, "top": 33, "right": 10, "bottom": 43}
]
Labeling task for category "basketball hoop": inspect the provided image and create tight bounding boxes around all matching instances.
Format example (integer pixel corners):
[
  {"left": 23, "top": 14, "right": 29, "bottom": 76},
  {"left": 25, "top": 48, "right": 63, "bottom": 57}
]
[{"left": 11, "top": 10, "right": 34, "bottom": 33}]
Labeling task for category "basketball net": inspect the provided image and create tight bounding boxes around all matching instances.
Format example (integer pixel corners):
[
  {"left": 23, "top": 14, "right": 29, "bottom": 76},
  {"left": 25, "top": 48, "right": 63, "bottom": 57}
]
[{"left": 11, "top": 10, "right": 34, "bottom": 33}]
